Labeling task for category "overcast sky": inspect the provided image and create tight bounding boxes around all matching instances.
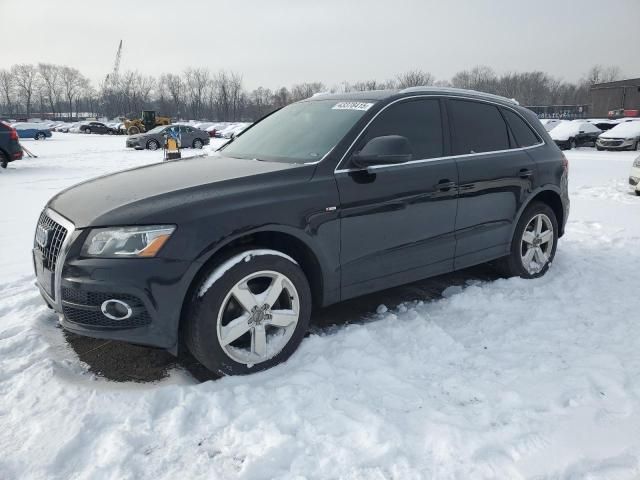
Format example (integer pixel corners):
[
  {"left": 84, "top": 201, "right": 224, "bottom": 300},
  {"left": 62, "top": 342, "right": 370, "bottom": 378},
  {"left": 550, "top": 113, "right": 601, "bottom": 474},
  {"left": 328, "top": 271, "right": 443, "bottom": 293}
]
[{"left": 1, "top": 0, "right": 639, "bottom": 89}]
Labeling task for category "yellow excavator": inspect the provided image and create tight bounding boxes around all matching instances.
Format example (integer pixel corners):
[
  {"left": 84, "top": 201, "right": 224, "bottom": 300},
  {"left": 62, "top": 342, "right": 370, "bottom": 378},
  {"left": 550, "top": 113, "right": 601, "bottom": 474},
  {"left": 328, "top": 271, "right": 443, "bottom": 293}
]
[{"left": 123, "top": 110, "right": 171, "bottom": 135}]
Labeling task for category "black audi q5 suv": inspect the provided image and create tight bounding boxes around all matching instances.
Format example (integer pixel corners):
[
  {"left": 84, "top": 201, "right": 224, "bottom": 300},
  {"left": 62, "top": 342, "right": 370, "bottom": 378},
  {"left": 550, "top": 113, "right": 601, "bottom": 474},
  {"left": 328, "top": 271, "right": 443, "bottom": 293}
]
[{"left": 34, "top": 87, "right": 569, "bottom": 375}]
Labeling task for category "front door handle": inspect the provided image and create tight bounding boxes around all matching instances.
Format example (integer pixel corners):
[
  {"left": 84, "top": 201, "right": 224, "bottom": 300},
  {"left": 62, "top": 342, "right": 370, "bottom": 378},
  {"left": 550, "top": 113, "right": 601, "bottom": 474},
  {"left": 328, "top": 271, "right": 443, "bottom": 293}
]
[
  {"left": 519, "top": 168, "right": 533, "bottom": 178},
  {"left": 435, "top": 179, "right": 457, "bottom": 192}
]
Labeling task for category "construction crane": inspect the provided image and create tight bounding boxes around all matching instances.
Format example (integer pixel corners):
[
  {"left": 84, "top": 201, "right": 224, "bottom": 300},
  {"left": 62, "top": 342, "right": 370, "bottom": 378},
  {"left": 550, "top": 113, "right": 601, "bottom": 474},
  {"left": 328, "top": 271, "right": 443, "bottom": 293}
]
[{"left": 104, "top": 40, "right": 123, "bottom": 90}]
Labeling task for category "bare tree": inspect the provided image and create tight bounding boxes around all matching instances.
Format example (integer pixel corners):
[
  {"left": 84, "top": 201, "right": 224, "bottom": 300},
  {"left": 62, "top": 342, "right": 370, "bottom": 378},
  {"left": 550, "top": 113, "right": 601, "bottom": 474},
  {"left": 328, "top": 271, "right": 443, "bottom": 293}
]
[
  {"left": 0, "top": 69, "right": 15, "bottom": 115},
  {"left": 272, "top": 87, "right": 290, "bottom": 109},
  {"left": 38, "top": 63, "right": 63, "bottom": 116},
  {"left": 583, "top": 65, "right": 622, "bottom": 86},
  {"left": 160, "top": 73, "right": 185, "bottom": 118},
  {"left": 184, "top": 68, "right": 210, "bottom": 119},
  {"left": 12, "top": 64, "right": 38, "bottom": 117},
  {"left": 60, "top": 66, "right": 85, "bottom": 119},
  {"left": 395, "top": 70, "right": 434, "bottom": 88},
  {"left": 290, "top": 82, "right": 325, "bottom": 102}
]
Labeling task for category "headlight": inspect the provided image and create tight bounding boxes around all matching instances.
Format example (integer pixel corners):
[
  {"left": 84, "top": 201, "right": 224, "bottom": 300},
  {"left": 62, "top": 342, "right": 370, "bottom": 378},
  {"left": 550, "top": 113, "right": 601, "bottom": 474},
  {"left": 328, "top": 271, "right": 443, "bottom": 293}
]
[
  {"left": 634, "top": 157, "right": 640, "bottom": 168},
  {"left": 81, "top": 225, "right": 175, "bottom": 258}
]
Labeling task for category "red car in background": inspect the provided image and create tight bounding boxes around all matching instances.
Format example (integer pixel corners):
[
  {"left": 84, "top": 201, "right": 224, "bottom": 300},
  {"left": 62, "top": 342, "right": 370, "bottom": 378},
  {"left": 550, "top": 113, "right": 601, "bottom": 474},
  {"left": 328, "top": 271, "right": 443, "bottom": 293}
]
[{"left": 0, "top": 121, "right": 23, "bottom": 168}]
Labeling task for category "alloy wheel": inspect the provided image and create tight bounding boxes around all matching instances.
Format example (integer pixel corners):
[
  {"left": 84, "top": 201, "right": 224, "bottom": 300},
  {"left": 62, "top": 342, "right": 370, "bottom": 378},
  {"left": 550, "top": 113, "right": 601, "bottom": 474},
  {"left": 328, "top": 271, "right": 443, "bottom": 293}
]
[
  {"left": 216, "top": 270, "right": 300, "bottom": 365},
  {"left": 520, "top": 213, "right": 554, "bottom": 274}
]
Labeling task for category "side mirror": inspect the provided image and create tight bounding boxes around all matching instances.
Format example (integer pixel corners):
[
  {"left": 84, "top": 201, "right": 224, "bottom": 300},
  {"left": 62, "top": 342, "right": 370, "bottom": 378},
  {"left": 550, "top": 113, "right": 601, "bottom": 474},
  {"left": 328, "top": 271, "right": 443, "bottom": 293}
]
[{"left": 352, "top": 135, "right": 412, "bottom": 168}]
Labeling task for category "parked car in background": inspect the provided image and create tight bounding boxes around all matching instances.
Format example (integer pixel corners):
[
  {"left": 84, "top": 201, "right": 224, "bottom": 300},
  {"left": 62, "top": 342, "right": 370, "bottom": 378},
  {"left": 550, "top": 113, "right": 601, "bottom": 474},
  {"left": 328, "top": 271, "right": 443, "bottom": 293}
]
[
  {"left": 79, "top": 121, "right": 119, "bottom": 135},
  {"left": 596, "top": 122, "right": 640, "bottom": 151},
  {"left": 549, "top": 121, "right": 601, "bottom": 149},
  {"left": 630, "top": 156, "right": 640, "bottom": 195},
  {"left": 35, "top": 87, "right": 569, "bottom": 376},
  {"left": 585, "top": 119, "right": 617, "bottom": 131},
  {"left": 539, "top": 119, "right": 563, "bottom": 131},
  {"left": 125, "top": 124, "right": 210, "bottom": 150},
  {"left": 69, "top": 122, "right": 89, "bottom": 133},
  {"left": 222, "top": 123, "right": 251, "bottom": 138},
  {"left": 11, "top": 122, "right": 52, "bottom": 140},
  {"left": 0, "top": 120, "right": 23, "bottom": 168}
]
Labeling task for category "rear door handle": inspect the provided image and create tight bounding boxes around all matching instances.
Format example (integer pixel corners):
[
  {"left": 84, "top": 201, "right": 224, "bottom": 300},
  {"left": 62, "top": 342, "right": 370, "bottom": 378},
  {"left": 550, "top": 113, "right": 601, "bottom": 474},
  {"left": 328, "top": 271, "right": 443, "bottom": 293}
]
[
  {"left": 435, "top": 179, "right": 457, "bottom": 192},
  {"left": 519, "top": 168, "right": 533, "bottom": 178}
]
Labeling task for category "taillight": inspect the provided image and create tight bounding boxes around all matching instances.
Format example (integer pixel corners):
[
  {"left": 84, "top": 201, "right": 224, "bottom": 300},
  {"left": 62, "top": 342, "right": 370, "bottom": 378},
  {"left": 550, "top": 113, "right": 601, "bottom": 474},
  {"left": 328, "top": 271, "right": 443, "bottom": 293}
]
[
  {"left": 561, "top": 153, "right": 569, "bottom": 173},
  {"left": 9, "top": 128, "right": 18, "bottom": 141}
]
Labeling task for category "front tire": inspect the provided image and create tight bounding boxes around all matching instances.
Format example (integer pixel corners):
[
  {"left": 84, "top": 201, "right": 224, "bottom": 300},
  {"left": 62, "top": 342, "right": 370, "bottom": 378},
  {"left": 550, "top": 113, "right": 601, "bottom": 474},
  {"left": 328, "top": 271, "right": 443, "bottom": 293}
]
[
  {"left": 147, "top": 139, "right": 160, "bottom": 150},
  {"left": 497, "top": 202, "right": 558, "bottom": 279},
  {"left": 569, "top": 138, "right": 576, "bottom": 150},
  {"left": 85, "top": 128, "right": 91, "bottom": 134},
  {"left": 184, "top": 250, "right": 311, "bottom": 376},
  {"left": 35, "top": 132, "right": 46, "bottom": 140}
]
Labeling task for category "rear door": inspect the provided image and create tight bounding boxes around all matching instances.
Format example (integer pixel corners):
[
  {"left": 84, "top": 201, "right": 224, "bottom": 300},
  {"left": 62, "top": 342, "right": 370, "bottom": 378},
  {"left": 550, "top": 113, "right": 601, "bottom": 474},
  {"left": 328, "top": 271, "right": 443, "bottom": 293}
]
[
  {"left": 448, "top": 99, "right": 539, "bottom": 269},
  {"left": 180, "top": 126, "right": 194, "bottom": 146},
  {"left": 336, "top": 97, "right": 459, "bottom": 299}
]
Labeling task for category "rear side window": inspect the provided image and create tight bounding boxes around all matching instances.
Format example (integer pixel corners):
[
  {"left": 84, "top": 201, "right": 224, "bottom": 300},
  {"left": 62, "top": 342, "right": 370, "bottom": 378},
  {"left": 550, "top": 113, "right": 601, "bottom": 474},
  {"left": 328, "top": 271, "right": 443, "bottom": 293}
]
[
  {"left": 359, "top": 99, "right": 443, "bottom": 160},
  {"left": 449, "top": 100, "right": 509, "bottom": 154},
  {"left": 502, "top": 109, "right": 540, "bottom": 147}
]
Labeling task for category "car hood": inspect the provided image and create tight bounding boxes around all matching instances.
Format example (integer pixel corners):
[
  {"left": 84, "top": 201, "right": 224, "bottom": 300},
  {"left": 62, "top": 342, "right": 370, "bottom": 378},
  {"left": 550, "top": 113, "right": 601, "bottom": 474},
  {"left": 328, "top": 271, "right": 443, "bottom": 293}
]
[
  {"left": 48, "top": 154, "right": 314, "bottom": 228},
  {"left": 127, "top": 133, "right": 146, "bottom": 140}
]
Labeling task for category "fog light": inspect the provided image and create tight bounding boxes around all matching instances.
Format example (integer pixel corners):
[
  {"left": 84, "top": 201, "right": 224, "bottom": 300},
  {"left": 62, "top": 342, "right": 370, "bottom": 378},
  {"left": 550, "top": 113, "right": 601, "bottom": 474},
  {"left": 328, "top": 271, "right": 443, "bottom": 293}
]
[{"left": 101, "top": 299, "right": 133, "bottom": 321}]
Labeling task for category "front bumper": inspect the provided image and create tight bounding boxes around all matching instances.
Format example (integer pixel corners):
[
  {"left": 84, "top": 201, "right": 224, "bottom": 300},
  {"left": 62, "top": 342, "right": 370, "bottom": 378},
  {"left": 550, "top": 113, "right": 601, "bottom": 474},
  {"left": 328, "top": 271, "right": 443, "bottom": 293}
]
[
  {"left": 596, "top": 138, "right": 635, "bottom": 150},
  {"left": 33, "top": 209, "right": 194, "bottom": 352},
  {"left": 126, "top": 139, "right": 142, "bottom": 149}
]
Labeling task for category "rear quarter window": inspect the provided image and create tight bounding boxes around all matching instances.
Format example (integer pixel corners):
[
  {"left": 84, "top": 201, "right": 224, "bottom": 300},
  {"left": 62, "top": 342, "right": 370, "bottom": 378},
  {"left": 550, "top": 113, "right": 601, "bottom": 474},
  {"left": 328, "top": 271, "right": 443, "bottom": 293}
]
[
  {"left": 449, "top": 100, "right": 510, "bottom": 154},
  {"left": 502, "top": 109, "right": 541, "bottom": 147}
]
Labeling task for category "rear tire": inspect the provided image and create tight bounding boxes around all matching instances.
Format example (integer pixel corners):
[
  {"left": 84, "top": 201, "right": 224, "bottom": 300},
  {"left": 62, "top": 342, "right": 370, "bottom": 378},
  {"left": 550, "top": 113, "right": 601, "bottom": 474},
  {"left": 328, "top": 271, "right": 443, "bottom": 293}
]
[
  {"left": 128, "top": 126, "right": 140, "bottom": 135},
  {"left": 569, "top": 138, "right": 576, "bottom": 150},
  {"left": 184, "top": 250, "right": 311, "bottom": 376},
  {"left": 85, "top": 128, "right": 91, "bottom": 134},
  {"left": 192, "top": 138, "right": 204, "bottom": 149},
  {"left": 0, "top": 151, "right": 8, "bottom": 169},
  {"left": 35, "top": 132, "right": 46, "bottom": 140},
  {"left": 496, "top": 202, "right": 558, "bottom": 279}
]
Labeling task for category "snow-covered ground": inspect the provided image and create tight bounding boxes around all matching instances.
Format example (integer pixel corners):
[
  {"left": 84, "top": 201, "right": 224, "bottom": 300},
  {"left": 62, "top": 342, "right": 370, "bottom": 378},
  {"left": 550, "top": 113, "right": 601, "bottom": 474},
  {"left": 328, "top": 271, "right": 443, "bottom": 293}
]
[{"left": 1, "top": 134, "right": 640, "bottom": 479}]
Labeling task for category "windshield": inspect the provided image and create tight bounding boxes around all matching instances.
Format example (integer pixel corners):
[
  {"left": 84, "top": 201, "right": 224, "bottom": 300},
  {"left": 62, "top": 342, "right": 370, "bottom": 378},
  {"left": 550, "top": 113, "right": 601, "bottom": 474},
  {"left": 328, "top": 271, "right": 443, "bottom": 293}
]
[{"left": 221, "top": 99, "right": 374, "bottom": 163}]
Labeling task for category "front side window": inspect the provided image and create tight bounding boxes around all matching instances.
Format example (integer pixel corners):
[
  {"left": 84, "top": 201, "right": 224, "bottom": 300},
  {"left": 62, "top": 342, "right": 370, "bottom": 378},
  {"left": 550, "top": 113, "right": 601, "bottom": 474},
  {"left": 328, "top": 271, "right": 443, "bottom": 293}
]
[
  {"left": 222, "top": 99, "right": 373, "bottom": 164},
  {"left": 356, "top": 99, "right": 443, "bottom": 160},
  {"left": 450, "top": 100, "right": 510, "bottom": 154},
  {"left": 502, "top": 109, "right": 540, "bottom": 147}
]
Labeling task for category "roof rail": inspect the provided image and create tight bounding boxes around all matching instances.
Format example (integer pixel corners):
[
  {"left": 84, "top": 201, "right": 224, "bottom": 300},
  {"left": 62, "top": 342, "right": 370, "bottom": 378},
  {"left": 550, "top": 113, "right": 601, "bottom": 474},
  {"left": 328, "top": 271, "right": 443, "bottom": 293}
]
[{"left": 399, "top": 86, "right": 519, "bottom": 105}]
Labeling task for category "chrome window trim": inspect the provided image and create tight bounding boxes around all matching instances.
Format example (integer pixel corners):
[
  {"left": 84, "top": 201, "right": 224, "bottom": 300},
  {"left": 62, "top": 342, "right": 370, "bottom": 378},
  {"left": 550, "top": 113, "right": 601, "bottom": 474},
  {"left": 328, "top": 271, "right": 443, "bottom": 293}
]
[
  {"left": 36, "top": 208, "right": 76, "bottom": 311},
  {"left": 333, "top": 94, "right": 545, "bottom": 174}
]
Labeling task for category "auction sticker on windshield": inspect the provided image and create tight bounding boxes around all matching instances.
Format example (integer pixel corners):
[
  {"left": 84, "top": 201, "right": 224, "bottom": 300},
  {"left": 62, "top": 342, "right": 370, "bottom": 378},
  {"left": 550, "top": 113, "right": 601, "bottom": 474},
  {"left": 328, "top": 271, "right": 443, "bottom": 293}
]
[{"left": 332, "top": 102, "right": 375, "bottom": 111}]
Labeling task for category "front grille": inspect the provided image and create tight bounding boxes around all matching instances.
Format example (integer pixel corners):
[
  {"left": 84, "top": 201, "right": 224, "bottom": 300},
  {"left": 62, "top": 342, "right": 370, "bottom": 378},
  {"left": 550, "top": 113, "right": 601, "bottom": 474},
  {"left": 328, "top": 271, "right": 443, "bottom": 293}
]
[
  {"left": 34, "top": 210, "right": 68, "bottom": 270},
  {"left": 61, "top": 287, "right": 152, "bottom": 328},
  {"left": 601, "top": 139, "right": 623, "bottom": 147}
]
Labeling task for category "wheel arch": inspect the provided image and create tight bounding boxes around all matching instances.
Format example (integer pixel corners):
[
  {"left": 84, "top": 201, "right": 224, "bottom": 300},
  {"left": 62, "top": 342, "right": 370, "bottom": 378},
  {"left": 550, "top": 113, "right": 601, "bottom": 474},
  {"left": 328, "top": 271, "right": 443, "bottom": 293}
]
[
  {"left": 177, "top": 227, "right": 328, "bottom": 344},
  {"left": 512, "top": 186, "right": 566, "bottom": 240}
]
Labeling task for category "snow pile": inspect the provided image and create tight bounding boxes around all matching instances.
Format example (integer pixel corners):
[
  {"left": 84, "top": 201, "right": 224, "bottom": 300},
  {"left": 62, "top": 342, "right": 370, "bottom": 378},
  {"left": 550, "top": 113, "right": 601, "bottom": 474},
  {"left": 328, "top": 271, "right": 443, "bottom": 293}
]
[{"left": 1, "top": 136, "right": 640, "bottom": 479}]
